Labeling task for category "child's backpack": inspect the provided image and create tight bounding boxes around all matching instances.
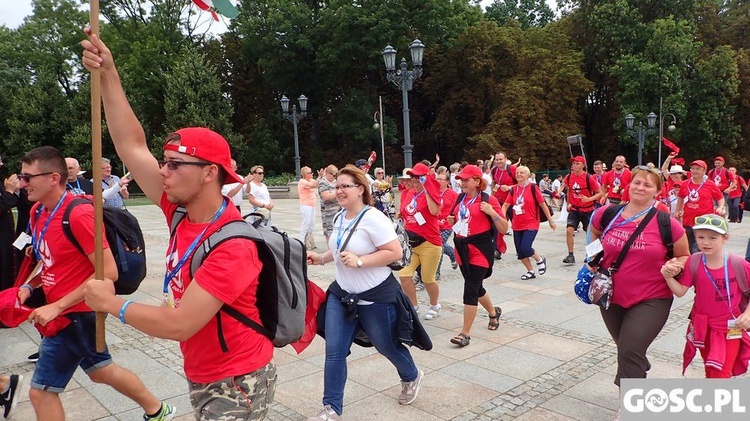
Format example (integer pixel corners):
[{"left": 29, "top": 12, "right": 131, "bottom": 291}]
[
  {"left": 62, "top": 198, "right": 147, "bottom": 295},
  {"left": 170, "top": 207, "right": 308, "bottom": 348},
  {"left": 688, "top": 253, "right": 750, "bottom": 312}
]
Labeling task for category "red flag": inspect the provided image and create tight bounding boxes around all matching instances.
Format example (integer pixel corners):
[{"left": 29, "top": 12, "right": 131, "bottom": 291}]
[
  {"left": 0, "top": 288, "right": 71, "bottom": 336},
  {"left": 672, "top": 157, "right": 685, "bottom": 166},
  {"left": 663, "top": 137, "right": 680, "bottom": 154}
]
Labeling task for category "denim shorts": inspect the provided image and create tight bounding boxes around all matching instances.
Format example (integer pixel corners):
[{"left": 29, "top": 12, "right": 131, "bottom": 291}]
[{"left": 30, "top": 312, "right": 112, "bottom": 393}]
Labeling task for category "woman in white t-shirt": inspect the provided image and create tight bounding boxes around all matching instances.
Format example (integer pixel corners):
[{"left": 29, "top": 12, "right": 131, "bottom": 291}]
[
  {"left": 243, "top": 165, "right": 274, "bottom": 226},
  {"left": 306, "top": 166, "right": 424, "bottom": 419}
]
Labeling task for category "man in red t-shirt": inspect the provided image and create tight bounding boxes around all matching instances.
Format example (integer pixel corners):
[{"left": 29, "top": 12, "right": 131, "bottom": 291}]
[
  {"left": 728, "top": 167, "right": 744, "bottom": 223},
  {"left": 561, "top": 156, "right": 602, "bottom": 263},
  {"left": 600, "top": 155, "right": 632, "bottom": 205},
  {"left": 490, "top": 152, "right": 517, "bottom": 216},
  {"left": 82, "top": 34, "right": 275, "bottom": 420},
  {"left": 17, "top": 146, "right": 171, "bottom": 421},
  {"left": 676, "top": 160, "right": 725, "bottom": 253},
  {"left": 707, "top": 156, "right": 736, "bottom": 212}
]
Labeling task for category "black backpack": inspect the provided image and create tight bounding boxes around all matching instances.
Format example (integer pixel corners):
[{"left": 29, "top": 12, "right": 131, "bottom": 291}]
[
  {"left": 61, "top": 198, "right": 147, "bottom": 295},
  {"left": 170, "top": 207, "right": 308, "bottom": 349},
  {"left": 600, "top": 204, "right": 674, "bottom": 259}
]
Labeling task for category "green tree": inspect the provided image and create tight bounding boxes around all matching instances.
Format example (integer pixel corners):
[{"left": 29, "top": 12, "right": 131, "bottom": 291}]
[{"left": 485, "top": 0, "right": 554, "bottom": 29}]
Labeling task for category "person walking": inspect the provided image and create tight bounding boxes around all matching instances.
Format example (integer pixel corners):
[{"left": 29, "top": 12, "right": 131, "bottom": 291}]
[
  {"left": 298, "top": 166, "right": 319, "bottom": 250},
  {"left": 588, "top": 166, "right": 689, "bottom": 391},
  {"left": 306, "top": 166, "right": 425, "bottom": 420},
  {"left": 17, "top": 146, "right": 174, "bottom": 421},
  {"left": 82, "top": 31, "right": 276, "bottom": 420},
  {"left": 318, "top": 165, "right": 340, "bottom": 244},
  {"left": 436, "top": 172, "right": 458, "bottom": 279},
  {"left": 398, "top": 163, "right": 443, "bottom": 320},
  {"left": 63, "top": 157, "right": 94, "bottom": 196},
  {"left": 600, "top": 155, "right": 631, "bottom": 205},
  {"left": 727, "top": 167, "right": 744, "bottom": 223},
  {"left": 244, "top": 165, "right": 274, "bottom": 226},
  {"left": 0, "top": 156, "right": 18, "bottom": 291},
  {"left": 562, "top": 156, "right": 602, "bottom": 264},
  {"left": 0, "top": 373, "right": 23, "bottom": 420},
  {"left": 447, "top": 165, "right": 506, "bottom": 347},
  {"left": 501, "top": 166, "right": 556, "bottom": 280},
  {"left": 675, "top": 160, "right": 725, "bottom": 253},
  {"left": 221, "top": 159, "right": 247, "bottom": 213},
  {"left": 99, "top": 157, "right": 131, "bottom": 210}
]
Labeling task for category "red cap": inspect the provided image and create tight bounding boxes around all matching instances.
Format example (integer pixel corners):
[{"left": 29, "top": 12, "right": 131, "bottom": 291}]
[
  {"left": 407, "top": 163, "right": 431, "bottom": 177},
  {"left": 690, "top": 160, "right": 708, "bottom": 170},
  {"left": 456, "top": 165, "right": 483, "bottom": 180},
  {"left": 570, "top": 156, "right": 586, "bottom": 164},
  {"left": 163, "top": 128, "right": 243, "bottom": 184},
  {"left": 714, "top": 156, "right": 725, "bottom": 163}
]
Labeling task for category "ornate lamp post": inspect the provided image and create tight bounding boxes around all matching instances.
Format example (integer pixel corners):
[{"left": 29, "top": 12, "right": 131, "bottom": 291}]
[
  {"left": 373, "top": 96, "right": 386, "bottom": 173},
  {"left": 657, "top": 97, "right": 677, "bottom": 166},
  {"left": 280, "top": 94, "right": 308, "bottom": 180},
  {"left": 382, "top": 39, "right": 425, "bottom": 169},
  {"left": 625, "top": 112, "right": 657, "bottom": 166}
]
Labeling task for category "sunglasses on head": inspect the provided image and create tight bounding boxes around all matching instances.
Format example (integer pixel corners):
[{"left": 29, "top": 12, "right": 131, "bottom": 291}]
[
  {"left": 695, "top": 215, "right": 728, "bottom": 231},
  {"left": 17, "top": 172, "right": 53, "bottom": 182},
  {"left": 633, "top": 165, "right": 661, "bottom": 175},
  {"left": 157, "top": 160, "right": 212, "bottom": 171}
]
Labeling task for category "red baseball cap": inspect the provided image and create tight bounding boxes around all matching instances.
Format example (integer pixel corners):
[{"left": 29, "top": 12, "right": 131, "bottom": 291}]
[
  {"left": 714, "top": 156, "right": 725, "bottom": 163},
  {"left": 456, "top": 165, "right": 483, "bottom": 180},
  {"left": 163, "top": 127, "right": 243, "bottom": 184},
  {"left": 570, "top": 156, "right": 586, "bottom": 164},
  {"left": 407, "top": 163, "right": 431, "bottom": 177},
  {"left": 690, "top": 160, "right": 708, "bottom": 169}
]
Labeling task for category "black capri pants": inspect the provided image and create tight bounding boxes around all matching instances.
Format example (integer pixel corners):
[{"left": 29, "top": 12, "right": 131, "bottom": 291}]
[{"left": 461, "top": 264, "right": 491, "bottom": 306}]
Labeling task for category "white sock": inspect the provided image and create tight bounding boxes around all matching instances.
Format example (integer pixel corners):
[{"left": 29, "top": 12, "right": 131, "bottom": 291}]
[{"left": 431, "top": 303, "right": 441, "bottom": 310}]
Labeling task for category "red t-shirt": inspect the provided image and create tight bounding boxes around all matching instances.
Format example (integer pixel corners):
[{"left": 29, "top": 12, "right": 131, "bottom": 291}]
[
  {"left": 592, "top": 205, "right": 685, "bottom": 308},
  {"left": 707, "top": 167, "right": 735, "bottom": 192},
  {"left": 729, "top": 177, "right": 745, "bottom": 199},
  {"left": 564, "top": 172, "right": 600, "bottom": 211},
  {"left": 601, "top": 169, "right": 632, "bottom": 200},
  {"left": 678, "top": 179, "right": 724, "bottom": 227},
  {"left": 491, "top": 164, "right": 517, "bottom": 203},
  {"left": 451, "top": 193, "right": 504, "bottom": 268},
  {"left": 31, "top": 194, "right": 108, "bottom": 314},
  {"left": 679, "top": 254, "right": 750, "bottom": 319},
  {"left": 161, "top": 194, "right": 273, "bottom": 383},
  {"left": 400, "top": 188, "right": 442, "bottom": 246},
  {"left": 438, "top": 188, "right": 458, "bottom": 231},
  {"left": 504, "top": 183, "right": 544, "bottom": 231}
]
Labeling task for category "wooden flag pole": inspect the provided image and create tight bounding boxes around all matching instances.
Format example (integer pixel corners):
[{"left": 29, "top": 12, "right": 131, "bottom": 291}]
[{"left": 89, "top": 0, "right": 106, "bottom": 353}]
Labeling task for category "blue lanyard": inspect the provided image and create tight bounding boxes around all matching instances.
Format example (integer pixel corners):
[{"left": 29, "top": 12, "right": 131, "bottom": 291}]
[
  {"left": 336, "top": 205, "right": 370, "bottom": 250},
  {"left": 410, "top": 190, "right": 425, "bottom": 210},
  {"left": 163, "top": 199, "right": 228, "bottom": 294},
  {"left": 515, "top": 183, "right": 528, "bottom": 205},
  {"left": 67, "top": 179, "right": 82, "bottom": 194},
  {"left": 32, "top": 192, "right": 68, "bottom": 260},
  {"left": 459, "top": 194, "right": 479, "bottom": 220},
  {"left": 701, "top": 252, "right": 733, "bottom": 313},
  {"left": 601, "top": 204, "right": 654, "bottom": 238}
]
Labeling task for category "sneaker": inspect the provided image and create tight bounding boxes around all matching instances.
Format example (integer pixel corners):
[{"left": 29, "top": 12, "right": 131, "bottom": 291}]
[
  {"left": 424, "top": 304, "right": 441, "bottom": 320},
  {"left": 415, "top": 280, "right": 425, "bottom": 291},
  {"left": 1, "top": 374, "right": 23, "bottom": 420},
  {"left": 398, "top": 369, "right": 424, "bottom": 405},
  {"left": 412, "top": 272, "right": 421, "bottom": 283},
  {"left": 494, "top": 251, "right": 502, "bottom": 260},
  {"left": 451, "top": 260, "right": 458, "bottom": 270},
  {"left": 307, "top": 404, "right": 341, "bottom": 420},
  {"left": 562, "top": 254, "right": 575, "bottom": 264},
  {"left": 143, "top": 402, "right": 176, "bottom": 421},
  {"left": 27, "top": 352, "right": 39, "bottom": 363}
]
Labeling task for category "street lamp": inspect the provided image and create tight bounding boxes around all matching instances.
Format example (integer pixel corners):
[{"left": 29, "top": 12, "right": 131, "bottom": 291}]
[
  {"left": 657, "top": 97, "right": 677, "bottom": 166},
  {"left": 625, "top": 112, "right": 656, "bottom": 165},
  {"left": 280, "top": 94, "right": 308, "bottom": 180},
  {"left": 382, "top": 39, "right": 425, "bottom": 168},
  {"left": 373, "top": 96, "right": 386, "bottom": 173}
]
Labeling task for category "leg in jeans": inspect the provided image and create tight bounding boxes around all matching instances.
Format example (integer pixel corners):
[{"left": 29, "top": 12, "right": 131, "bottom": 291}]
[
  {"left": 600, "top": 298, "right": 672, "bottom": 386},
  {"left": 514, "top": 230, "right": 539, "bottom": 273},
  {"left": 437, "top": 229, "right": 456, "bottom": 277},
  {"left": 729, "top": 197, "right": 740, "bottom": 222},
  {"left": 357, "top": 302, "right": 419, "bottom": 382},
  {"left": 322, "top": 296, "right": 360, "bottom": 415}
]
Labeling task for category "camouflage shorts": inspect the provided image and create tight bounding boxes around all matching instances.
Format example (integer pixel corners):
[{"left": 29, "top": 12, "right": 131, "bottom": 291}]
[{"left": 188, "top": 362, "right": 277, "bottom": 421}]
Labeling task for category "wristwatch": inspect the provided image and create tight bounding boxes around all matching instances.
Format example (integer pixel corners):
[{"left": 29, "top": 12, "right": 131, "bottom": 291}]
[{"left": 356, "top": 258, "right": 363, "bottom": 268}]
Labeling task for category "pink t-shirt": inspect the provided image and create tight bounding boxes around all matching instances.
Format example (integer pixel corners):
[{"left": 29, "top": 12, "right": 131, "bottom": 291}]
[
  {"left": 592, "top": 205, "right": 685, "bottom": 308},
  {"left": 679, "top": 254, "right": 750, "bottom": 319},
  {"left": 297, "top": 178, "right": 316, "bottom": 206}
]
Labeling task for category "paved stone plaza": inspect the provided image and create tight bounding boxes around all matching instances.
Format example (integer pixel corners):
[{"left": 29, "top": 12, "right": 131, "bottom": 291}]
[{"left": 2, "top": 199, "right": 748, "bottom": 420}]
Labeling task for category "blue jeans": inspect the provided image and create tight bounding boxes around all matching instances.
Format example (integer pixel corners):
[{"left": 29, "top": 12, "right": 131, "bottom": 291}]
[
  {"left": 729, "top": 197, "right": 740, "bottom": 221},
  {"left": 322, "top": 296, "right": 418, "bottom": 415},
  {"left": 513, "top": 229, "right": 538, "bottom": 260}
]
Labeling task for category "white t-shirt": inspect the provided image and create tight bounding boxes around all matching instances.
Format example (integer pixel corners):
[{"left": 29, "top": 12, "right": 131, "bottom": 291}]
[
  {"left": 248, "top": 182, "right": 271, "bottom": 207},
  {"left": 329, "top": 207, "right": 397, "bottom": 296},
  {"left": 482, "top": 173, "right": 493, "bottom": 195},
  {"left": 552, "top": 179, "right": 562, "bottom": 194},
  {"left": 221, "top": 182, "right": 243, "bottom": 206},
  {"left": 450, "top": 173, "right": 461, "bottom": 193}
]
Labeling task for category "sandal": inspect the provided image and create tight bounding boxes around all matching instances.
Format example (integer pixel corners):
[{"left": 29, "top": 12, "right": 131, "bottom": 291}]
[
  {"left": 521, "top": 271, "right": 536, "bottom": 280},
  {"left": 488, "top": 306, "right": 502, "bottom": 331},
  {"left": 450, "top": 333, "right": 471, "bottom": 347},
  {"left": 537, "top": 256, "right": 547, "bottom": 275}
]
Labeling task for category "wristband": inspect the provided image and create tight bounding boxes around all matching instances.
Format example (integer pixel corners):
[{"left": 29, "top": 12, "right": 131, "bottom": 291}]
[
  {"left": 119, "top": 300, "right": 134, "bottom": 324},
  {"left": 492, "top": 215, "right": 501, "bottom": 222},
  {"left": 20, "top": 284, "right": 34, "bottom": 294}
]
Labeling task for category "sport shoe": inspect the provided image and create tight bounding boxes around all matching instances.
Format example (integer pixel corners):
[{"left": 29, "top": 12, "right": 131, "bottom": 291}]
[
  {"left": 1, "top": 374, "right": 23, "bottom": 420},
  {"left": 27, "top": 352, "right": 39, "bottom": 363},
  {"left": 415, "top": 280, "right": 425, "bottom": 291},
  {"left": 307, "top": 404, "right": 341, "bottom": 420},
  {"left": 562, "top": 254, "right": 575, "bottom": 264},
  {"left": 451, "top": 260, "right": 458, "bottom": 270},
  {"left": 143, "top": 402, "right": 176, "bottom": 421},
  {"left": 424, "top": 304, "right": 441, "bottom": 320},
  {"left": 399, "top": 369, "right": 424, "bottom": 405}
]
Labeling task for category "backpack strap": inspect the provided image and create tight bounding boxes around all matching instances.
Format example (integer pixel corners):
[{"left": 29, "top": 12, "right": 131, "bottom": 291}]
[
  {"left": 599, "top": 203, "right": 626, "bottom": 231},
  {"left": 169, "top": 206, "right": 188, "bottom": 236},
  {"left": 689, "top": 252, "right": 702, "bottom": 280},
  {"left": 609, "top": 208, "right": 658, "bottom": 273},
  {"left": 61, "top": 197, "right": 94, "bottom": 256},
  {"left": 450, "top": 192, "right": 467, "bottom": 216},
  {"left": 656, "top": 210, "right": 674, "bottom": 259},
  {"left": 728, "top": 254, "right": 749, "bottom": 294},
  {"left": 338, "top": 208, "right": 370, "bottom": 252}
]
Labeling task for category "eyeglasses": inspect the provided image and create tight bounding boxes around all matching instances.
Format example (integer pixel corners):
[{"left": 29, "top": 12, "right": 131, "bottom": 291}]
[
  {"left": 328, "top": 172, "right": 338, "bottom": 176},
  {"left": 335, "top": 184, "right": 360, "bottom": 191},
  {"left": 17, "top": 172, "right": 53, "bottom": 182},
  {"left": 410, "top": 175, "right": 421, "bottom": 179},
  {"left": 157, "top": 160, "right": 212, "bottom": 170},
  {"left": 255, "top": 171, "right": 264, "bottom": 175},
  {"left": 695, "top": 215, "right": 728, "bottom": 231}
]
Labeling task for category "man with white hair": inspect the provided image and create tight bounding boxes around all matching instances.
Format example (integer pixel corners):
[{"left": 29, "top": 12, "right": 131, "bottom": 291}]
[{"left": 64, "top": 157, "right": 93, "bottom": 196}]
